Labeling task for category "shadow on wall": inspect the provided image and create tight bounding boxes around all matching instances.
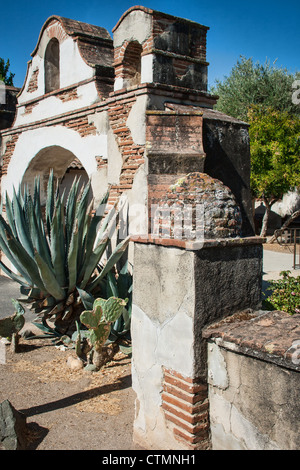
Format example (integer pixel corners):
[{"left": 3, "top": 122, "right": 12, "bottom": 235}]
[{"left": 202, "top": 120, "right": 254, "bottom": 237}]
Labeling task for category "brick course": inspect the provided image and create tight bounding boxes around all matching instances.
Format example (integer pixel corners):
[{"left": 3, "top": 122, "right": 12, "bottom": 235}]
[{"left": 162, "top": 368, "right": 210, "bottom": 450}]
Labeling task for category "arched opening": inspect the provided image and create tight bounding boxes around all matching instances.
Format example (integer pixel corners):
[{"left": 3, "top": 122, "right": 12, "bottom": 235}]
[
  {"left": 123, "top": 41, "right": 143, "bottom": 88},
  {"left": 22, "top": 146, "right": 91, "bottom": 205},
  {"left": 44, "top": 38, "right": 60, "bottom": 94}
]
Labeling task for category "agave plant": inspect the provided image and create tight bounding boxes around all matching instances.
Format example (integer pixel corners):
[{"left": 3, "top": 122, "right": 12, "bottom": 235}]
[{"left": 0, "top": 171, "right": 130, "bottom": 333}]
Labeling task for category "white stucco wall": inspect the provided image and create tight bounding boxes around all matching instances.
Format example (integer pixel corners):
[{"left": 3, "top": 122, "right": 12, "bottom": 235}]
[
  {"left": 2, "top": 125, "right": 107, "bottom": 198},
  {"left": 19, "top": 34, "right": 94, "bottom": 105},
  {"left": 15, "top": 82, "right": 100, "bottom": 127}
]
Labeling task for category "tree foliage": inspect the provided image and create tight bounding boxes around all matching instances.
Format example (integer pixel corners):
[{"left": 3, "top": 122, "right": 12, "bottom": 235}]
[
  {"left": 210, "top": 56, "right": 300, "bottom": 122},
  {"left": 0, "top": 58, "right": 15, "bottom": 86},
  {"left": 211, "top": 56, "right": 300, "bottom": 236},
  {"left": 249, "top": 105, "right": 300, "bottom": 200},
  {"left": 249, "top": 105, "right": 300, "bottom": 235}
]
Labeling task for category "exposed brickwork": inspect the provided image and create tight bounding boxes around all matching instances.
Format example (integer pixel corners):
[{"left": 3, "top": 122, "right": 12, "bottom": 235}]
[
  {"left": 114, "top": 41, "right": 143, "bottom": 87},
  {"left": 63, "top": 116, "right": 97, "bottom": 137},
  {"left": 95, "top": 156, "right": 107, "bottom": 170},
  {"left": 47, "top": 19, "right": 68, "bottom": 43},
  {"left": 23, "top": 102, "right": 39, "bottom": 115},
  {"left": 26, "top": 69, "right": 39, "bottom": 93},
  {"left": 146, "top": 111, "right": 206, "bottom": 234},
  {"left": 162, "top": 368, "right": 210, "bottom": 450},
  {"left": 57, "top": 87, "right": 78, "bottom": 102},
  {"left": 1, "top": 134, "right": 19, "bottom": 176},
  {"left": 107, "top": 95, "right": 145, "bottom": 206}
]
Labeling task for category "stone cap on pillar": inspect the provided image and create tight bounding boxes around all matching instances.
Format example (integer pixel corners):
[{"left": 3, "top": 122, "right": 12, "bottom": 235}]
[{"left": 152, "top": 172, "right": 243, "bottom": 241}]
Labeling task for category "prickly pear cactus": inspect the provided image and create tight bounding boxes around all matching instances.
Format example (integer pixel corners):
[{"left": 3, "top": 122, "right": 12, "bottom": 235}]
[
  {"left": 79, "top": 296, "right": 128, "bottom": 370},
  {"left": 0, "top": 300, "right": 25, "bottom": 339}
]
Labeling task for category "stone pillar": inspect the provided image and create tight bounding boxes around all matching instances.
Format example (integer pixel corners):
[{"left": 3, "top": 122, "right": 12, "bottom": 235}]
[
  {"left": 131, "top": 236, "right": 264, "bottom": 450},
  {"left": 130, "top": 171, "right": 264, "bottom": 450}
]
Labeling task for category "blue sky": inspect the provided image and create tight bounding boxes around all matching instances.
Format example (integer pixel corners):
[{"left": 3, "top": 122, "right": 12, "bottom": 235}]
[{"left": 1, "top": 0, "right": 299, "bottom": 89}]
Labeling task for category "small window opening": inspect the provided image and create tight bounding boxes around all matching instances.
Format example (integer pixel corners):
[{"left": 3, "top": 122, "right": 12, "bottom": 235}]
[{"left": 44, "top": 38, "right": 60, "bottom": 94}]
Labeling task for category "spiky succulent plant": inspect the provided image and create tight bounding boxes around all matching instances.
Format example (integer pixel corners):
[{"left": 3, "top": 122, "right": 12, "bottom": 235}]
[{"left": 0, "top": 171, "right": 129, "bottom": 333}]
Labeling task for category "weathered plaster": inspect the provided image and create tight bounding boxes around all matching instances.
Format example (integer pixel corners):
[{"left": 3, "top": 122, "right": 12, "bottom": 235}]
[
  {"left": 2, "top": 125, "right": 106, "bottom": 196},
  {"left": 113, "top": 9, "right": 152, "bottom": 48}
]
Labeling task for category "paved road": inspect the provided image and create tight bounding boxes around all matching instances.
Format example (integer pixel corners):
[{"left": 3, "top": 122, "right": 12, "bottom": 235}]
[{"left": 263, "top": 248, "right": 298, "bottom": 280}]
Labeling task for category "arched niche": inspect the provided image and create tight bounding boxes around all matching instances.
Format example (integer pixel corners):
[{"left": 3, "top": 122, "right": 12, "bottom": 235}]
[
  {"left": 123, "top": 41, "right": 143, "bottom": 88},
  {"left": 44, "top": 38, "right": 60, "bottom": 94}
]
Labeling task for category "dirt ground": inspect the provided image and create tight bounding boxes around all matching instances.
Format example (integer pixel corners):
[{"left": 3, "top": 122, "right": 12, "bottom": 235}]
[{"left": 0, "top": 337, "right": 142, "bottom": 450}]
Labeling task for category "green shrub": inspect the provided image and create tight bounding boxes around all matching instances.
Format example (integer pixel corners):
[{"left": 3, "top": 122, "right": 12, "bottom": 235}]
[{"left": 263, "top": 271, "right": 300, "bottom": 315}]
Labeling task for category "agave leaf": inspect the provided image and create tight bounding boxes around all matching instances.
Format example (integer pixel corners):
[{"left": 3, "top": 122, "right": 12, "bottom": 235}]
[
  {"left": 45, "top": 170, "right": 55, "bottom": 236},
  {"left": 34, "top": 250, "right": 66, "bottom": 301},
  {"left": 50, "top": 203, "right": 67, "bottom": 288},
  {"left": 88, "top": 236, "right": 130, "bottom": 292},
  {"left": 21, "top": 286, "right": 44, "bottom": 299},
  {"left": 67, "top": 219, "right": 79, "bottom": 293},
  {"left": 95, "top": 204, "right": 118, "bottom": 244},
  {"left": 0, "top": 261, "right": 30, "bottom": 287},
  {"left": 5, "top": 193, "right": 17, "bottom": 237},
  {"left": 116, "top": 262, "right": 133, "bottom": 299},
  {"left": 76, "top": 287, "right": 94, "bottom": 310},
  {"left": 77, "top": 212, "right": 103, "bottom": 282},
  {"left": 75, "top": 181, "right": 91, "bottom": 272},
  {"left": 27, "top": 194, "right": 52, "bottom": 266},
  {"left": 65, "top": 177, "right": 81, "bottom": 248},
  {"left": 47, "top": 301, "right": 65, "bottom": 317},
  {"left": 106, "top": 271, "right": 118, "bottom": 298},
  {"left": 79, "top": 237, "right": 109, "bottom": 290},
  {"left": 32, "top": 322, "right": 62, "bottom": 337},
  {"left": 119, "top": 343, "right": 132, "bottom": 355},
  {"left": 12, "top": 187, "right": 34, "bottom": 257},
  {"left": 0, "top": 231, "right": 32, "bottom": 284},
  {"left": 41, "top": 296, "right": 57, "bottom": 308},
  {"left": 4, "top": 229, "right": 46, "bottom": 292}
]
